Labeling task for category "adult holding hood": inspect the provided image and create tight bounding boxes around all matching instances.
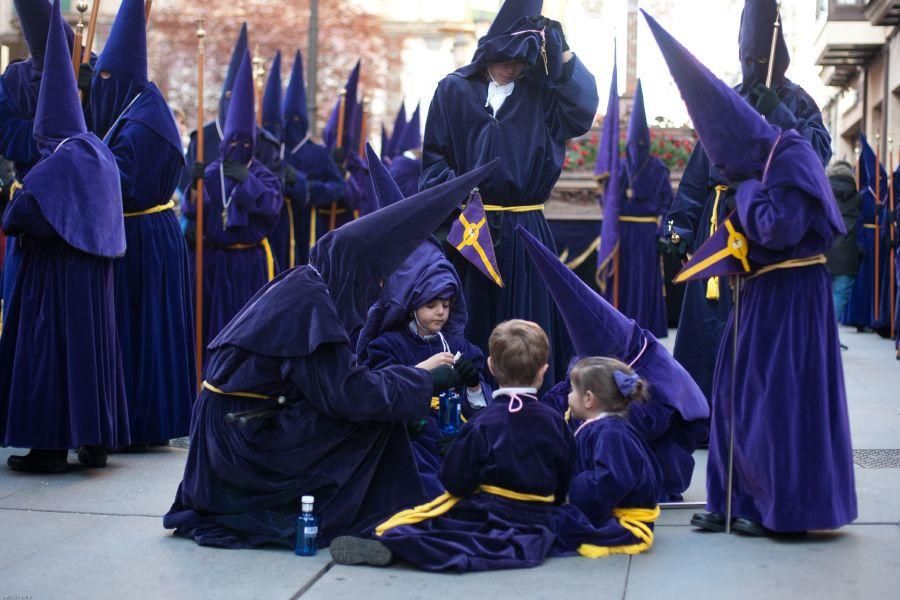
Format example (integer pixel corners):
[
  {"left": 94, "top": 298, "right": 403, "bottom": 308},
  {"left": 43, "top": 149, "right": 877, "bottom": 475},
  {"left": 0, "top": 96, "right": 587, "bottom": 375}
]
[
  {"left": 665, "top": 0, "right": 832, "bottom": 403},
  {"left": 182, "top": 51, "right": 282, "bottom": 372},
  {"left": 281, "top": 51, "right": 345, "bottom": 266},
  {"left": 91, "top": 0, "right": 194, "bottom": 450},
  {"left": 644, "top": 10, "right": 856, "bottom": 535},
  {"left": 164, "top": 159, "right": 498, "bottom": 549},
  {"left": 420, "top": 0, "right": 599, "bottom": 386},
  {"left": 0, "top": 0, "right": 129, "bottom": 473}
]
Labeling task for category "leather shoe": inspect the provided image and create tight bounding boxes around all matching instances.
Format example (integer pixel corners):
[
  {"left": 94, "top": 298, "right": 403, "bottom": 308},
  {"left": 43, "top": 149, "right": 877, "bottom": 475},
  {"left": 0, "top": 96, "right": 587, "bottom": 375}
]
[
  {"left": 731, "top": 517, "right": 770, "bottom": 537},
  {"left": 7, "top": 449, "right": 69, "bottom": 474},
  {"left": 691, "top": 512, "right": 727, "bottom": 532},
  {"left": 76, "top": 445, "right": 108, "bottom": 468}
]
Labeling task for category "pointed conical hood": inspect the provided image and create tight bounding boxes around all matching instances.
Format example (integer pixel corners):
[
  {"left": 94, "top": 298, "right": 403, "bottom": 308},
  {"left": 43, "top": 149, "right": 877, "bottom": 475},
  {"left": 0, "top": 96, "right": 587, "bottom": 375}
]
[
  {"left": 517, "top": 224, "right": 709, "bottom": 422},
  {"left": 484, "top": 0, "right": 543, "bottom": 40},
  {"left": 323, "top": 60, "right": 360, "bottom": 151},
  {"left": 366, "top": 142, "right": 404, "bottom": 208},
  {"left": 394, "top": 102, "right": 421, "bottom": 155},
  {"left": 625, "top": 80, "right": 650, "bottom": 177},
  {"left": 283, "top": 50, "right": 308, "bottom": 148},
  {"left": 310, "top": 158, "right": 499, "bottom": 337},
  {"left": 14, "top": 0, "right": 52, "bottom": 70},
  {"left": 739, "top": 0, "right": 789, "bottom": 90},
  {"left": 643, "top": 10, "right": 779, "bottom": 182},
  {"left": 220, "top": 51, "right": 255, "bottom": 162},
  {"left": 384, "top": 100, "right": 407, "bottom": 159},
  {"left": 595, "top": 43, "right": 619, "bottom": 177},
  {"left": 218, "top": 23, "right": 249, "bottom": 126},
  {"left": 34, "top": 0, "right": 86, "bottom": 153},
  {"left": 91, "top": 0, "right": 148, "bottom": 138},
  {"left": 261, "top": 51, "right": 283, "bottom": 141}
]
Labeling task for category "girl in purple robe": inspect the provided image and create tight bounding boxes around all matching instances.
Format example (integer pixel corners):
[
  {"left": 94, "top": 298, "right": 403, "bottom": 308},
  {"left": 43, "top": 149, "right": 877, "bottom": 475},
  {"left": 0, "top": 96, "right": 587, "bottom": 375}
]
[
  {"left": 0, "top": 0, "right": 129, "bottom": 473},
  {"left": 644, "top": 11, "right": 857, "bottom": 535},
  {"left": 163, "top": 159, "right": 497, "bottom": 549},
  {"left": 91, "top": 0, "right": 194, "bottom": 449},
  {"left": 183, "top": 51, "right": 282, "bottom": 370},
  {"left": 566, "top": 357, "right": 663, "bottom": 555}
]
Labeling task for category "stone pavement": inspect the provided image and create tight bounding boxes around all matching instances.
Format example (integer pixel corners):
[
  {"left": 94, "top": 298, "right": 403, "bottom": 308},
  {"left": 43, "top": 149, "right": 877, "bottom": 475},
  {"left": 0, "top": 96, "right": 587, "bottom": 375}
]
[{"left": 1, "top": 326, "right": 898, "bottom": 600}]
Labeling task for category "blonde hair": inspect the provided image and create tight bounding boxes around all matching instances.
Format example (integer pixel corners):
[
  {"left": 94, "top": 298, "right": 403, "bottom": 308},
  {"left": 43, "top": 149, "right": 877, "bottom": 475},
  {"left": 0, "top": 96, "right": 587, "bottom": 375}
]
[
  {"left": 570, "top": 357, "right": 648, "bottom": 414},
  {"left": 488, "top": 320, "right": 549, "bottom": 387}
]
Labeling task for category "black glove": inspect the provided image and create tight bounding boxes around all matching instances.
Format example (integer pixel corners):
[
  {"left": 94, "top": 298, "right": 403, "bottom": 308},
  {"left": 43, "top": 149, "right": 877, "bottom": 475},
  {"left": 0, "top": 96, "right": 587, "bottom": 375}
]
[
  {"left": 406, "top": 419, "right": 428, "bottom": 439},
  {"left": 331, "top": 147, "right": 346, "bottom": 167},
  {"left": 545, "top": 19, "right": 569, "bottom": 52},
  {"left": 666, "top": 235, "right": 689, "bottom": 257},
  {"left": 430, "top": 365, "right": 461, "bottom": 395},
  {"left": 77, "top": 62, "right": 94, "bottom": 96},
  {"left": 191, "top": 161, "right": 205, "bottom": 187},
  {"left": 752, "top": 84, "right": 780, "bottom": 117},
  {"left": 283, "top": 163, "right": 298, "bottom": 185},
  {"left": 222, "top": 160, "right": 249, "bottom": 183},
  {"left": 657, "top": 237, "right": 669, "bottom": 256},
  {"left": 454, "top": 358, "right": 480, "bottom": 388}
]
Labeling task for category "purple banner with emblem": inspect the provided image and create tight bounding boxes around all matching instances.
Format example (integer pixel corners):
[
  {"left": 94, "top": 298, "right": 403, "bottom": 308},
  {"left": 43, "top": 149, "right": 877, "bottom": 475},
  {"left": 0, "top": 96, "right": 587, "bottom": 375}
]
[
  {"left": 448, "top": 189, "right": 504, "bottom": 287},
  {"left": 674, "top": 213, "right": 753, "bottom": 283}
]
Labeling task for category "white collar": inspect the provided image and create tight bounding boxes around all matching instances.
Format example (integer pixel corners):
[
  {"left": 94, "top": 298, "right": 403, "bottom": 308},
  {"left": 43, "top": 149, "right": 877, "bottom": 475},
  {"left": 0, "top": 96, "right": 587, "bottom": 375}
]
[{"left": 492, "top": 387, "right": 537, "bottom": 399}]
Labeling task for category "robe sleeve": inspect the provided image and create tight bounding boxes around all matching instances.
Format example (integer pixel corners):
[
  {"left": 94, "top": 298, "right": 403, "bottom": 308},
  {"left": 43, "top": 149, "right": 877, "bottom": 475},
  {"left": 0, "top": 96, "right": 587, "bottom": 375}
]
[
  {"left": 284, "top": 170, "right": 309, "bottom": 208},
  {"left": 459, "top": 340, "right": 491, "bottom": 414},
  {"left": 235, "top": 164, "right": 283, "bottom": 219},
  {"left": 666, "top": 144, "right": 710, "bottom": 245},
  {"left": 438, "top": 419, "right": 489, "bottom": 497},
  {"left": 363, "top": 334, "right": 407, "bottom": 370},
  {"left": 305, "top": 147, "right": 346, "bottom": 207},
  {"left": 545, "top": 55, "right": 599, "bottom": 143},
  {"left": 287, "top": 342, "right": 432, "bottom": 423},
  {"left": 419, "top": 85, "right": 458, "bottom": 191},
  {"left": 0, "top": 85, "right": 38, "bottom": 169},
  {"left": 568, "top": 428, "right": 636, "bottom": 523},
  {"left": 627, "top": 400, "right": 675, "bottom": 441},
  {"left": 735, "top": 179, "right": 821, "bottom": 250},
  {"left": 766, "top": 99, "right": 832, "bottom": 167},
  {"left": 2, "top": 189, "right": 54, "bottom": 238}
]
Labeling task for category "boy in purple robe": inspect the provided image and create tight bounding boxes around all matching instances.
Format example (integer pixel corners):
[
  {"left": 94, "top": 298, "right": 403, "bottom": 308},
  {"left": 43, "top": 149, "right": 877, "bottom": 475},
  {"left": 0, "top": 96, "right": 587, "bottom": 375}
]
[
  {"left": 281, "top": 51, "right": 345, "bottom": 265},
  {"left": 356, "top": 149, "right": 490, "bottom": 496},
  {"left": 602, "top": 80, "right": 671, "bottom": 338},
  {"left": 163, "top": 159, "right": 497, "bottom": 549},
  {"left": 665, "top": 0, "right": 832, "bottom": 402},
  {"left": 567, "top": 357, "right": 663, "bottom": 555},
  {"left": 518, "top": 225, "right": 708, "bottom": 501},
  {"left": 643, "top": 11, "right": 857, "bottom": 535},
  {"left": 90, "top": 0, "right": 194, "bottom": 450},
  {"left": 183, "top": 51, "right": 282, "bottom": 370},
  {"left": 0, "top": 0, "right": 129, "bottom": 473},
  {"left": 420, "top": 0, "right": 599, "bottom": 385}
]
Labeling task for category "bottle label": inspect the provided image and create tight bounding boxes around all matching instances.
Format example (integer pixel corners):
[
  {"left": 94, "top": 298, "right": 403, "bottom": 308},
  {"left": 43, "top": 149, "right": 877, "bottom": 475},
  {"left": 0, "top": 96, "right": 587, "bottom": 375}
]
[{"left": 304, "top": 526, "right": 318, "bottom": 536}]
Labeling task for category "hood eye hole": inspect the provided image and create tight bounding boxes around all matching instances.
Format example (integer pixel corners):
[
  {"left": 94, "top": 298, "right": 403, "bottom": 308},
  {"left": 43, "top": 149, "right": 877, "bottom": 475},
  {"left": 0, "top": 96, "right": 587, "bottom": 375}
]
[{"left": 100, "top": 70, "right": 112, "bottom": 80}]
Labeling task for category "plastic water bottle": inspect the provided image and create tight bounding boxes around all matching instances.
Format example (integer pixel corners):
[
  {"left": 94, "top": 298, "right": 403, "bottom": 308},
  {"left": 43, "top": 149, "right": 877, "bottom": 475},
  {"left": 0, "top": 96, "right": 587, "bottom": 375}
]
[
  {"left": 439, "top": 390, "right": 462, "bottom": 435},
  {"left": 295, "top": 495, "right": 318, "bottom": 556}
]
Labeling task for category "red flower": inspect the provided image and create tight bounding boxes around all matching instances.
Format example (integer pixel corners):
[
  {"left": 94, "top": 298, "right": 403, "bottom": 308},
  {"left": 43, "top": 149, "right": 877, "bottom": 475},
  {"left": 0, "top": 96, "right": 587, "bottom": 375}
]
[
  {"left": 677, "top": 159, "right": 686, "bottom": 168},
  {"left": 663, "top": 152, "right": 673, "bottom": 160},
  {"left": 577, "top": 158, "right": 585, "bottom": 166},
  {"left": 580, "top": 149, "right": 590, "bottom": 157}
]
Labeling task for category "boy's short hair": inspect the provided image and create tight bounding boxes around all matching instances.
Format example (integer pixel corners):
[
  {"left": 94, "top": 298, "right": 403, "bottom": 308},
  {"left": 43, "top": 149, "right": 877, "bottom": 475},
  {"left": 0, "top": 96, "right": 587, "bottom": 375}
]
[{"left": 488, "top": 320, "right": 549, "bottom": 386}]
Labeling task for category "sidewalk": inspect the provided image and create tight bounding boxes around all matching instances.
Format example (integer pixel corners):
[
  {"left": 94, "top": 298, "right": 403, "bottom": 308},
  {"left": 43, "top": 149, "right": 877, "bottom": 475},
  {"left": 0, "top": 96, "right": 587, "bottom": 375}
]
[{"left": 1, "top": 327, "right": 898, "bottom": 599}]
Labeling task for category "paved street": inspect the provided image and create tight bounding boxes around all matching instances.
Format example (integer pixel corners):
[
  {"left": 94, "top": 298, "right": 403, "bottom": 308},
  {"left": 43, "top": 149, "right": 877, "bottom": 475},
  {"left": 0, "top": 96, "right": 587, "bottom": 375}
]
[{"left": 1, "top": 326, "right": 898, "bottom": 600}]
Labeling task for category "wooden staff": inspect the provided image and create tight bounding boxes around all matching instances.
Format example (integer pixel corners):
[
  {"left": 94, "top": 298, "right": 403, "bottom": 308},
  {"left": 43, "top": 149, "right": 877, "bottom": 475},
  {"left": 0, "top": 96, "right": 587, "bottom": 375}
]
[
  {"left": 72, "top": 2, "right": 87, "bottom": 76},
  {"left": 891, "top": 139, "right": 897, "bottom": 338},
  {"left": 613, "top": 251, "right": 620, "bottom": 309},
  {"left": 194, "top": 20, "right": 206, "bottom": 390},
  {"left": 876, "top": 133, "right": 882, "bottom": 323},
  {"left": 328, "top": 89, "right": 346, "bottom": 232},
  {"left": 765, "top": 2, "right": 782, "bottom": 89},
  {"left": 358, "top": 96, "right": 368, "bottom": 157},
  {"left": 145, "top": 0, "right": 153, "bottom": 28},
  {"left": 82, "top": 0, "right": 102, "bottom": 63}
]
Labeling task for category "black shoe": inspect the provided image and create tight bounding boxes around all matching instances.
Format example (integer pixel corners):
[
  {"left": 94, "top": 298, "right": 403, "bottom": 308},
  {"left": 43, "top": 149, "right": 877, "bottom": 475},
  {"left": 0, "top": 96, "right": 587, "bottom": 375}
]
[
  {"left": 330, "top": 536, "right": 395, "bottom": 566},
  {"left": 839, "top": 343, "right": 848, "bottom": 351},
  {"left": 7, "top": 449, "right": 69, "bottom": 474},
  {"left": 122, "top": 443, "right": 151, "bottom": 454},
  {"left": 76, "top": 445, "right": 108, "bottom": 468},
  {"left": 691, "top": 512, "right": 727, "bottom": 532},
  {"left": 731, "top": 517, "right": 770, "bottom": 537}
]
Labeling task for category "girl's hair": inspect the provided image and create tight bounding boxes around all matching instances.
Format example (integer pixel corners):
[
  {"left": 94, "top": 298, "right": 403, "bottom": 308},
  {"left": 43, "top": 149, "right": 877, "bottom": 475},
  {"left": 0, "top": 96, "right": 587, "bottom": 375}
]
[{"left": 570, "top": 357, "right": 649, "bottom": 414}]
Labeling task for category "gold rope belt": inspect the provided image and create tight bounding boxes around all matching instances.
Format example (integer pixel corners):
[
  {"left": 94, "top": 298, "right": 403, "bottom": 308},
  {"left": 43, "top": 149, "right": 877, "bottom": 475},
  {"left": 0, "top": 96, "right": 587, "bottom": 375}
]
[
  {"left": 746, "top": 254, "right": 827, "bottom": 280},
  {"left": 375, "top": 485, "right": 555, "bottom": 536},
  {"left": 863, "top": 224, "right": 878, "bottom": 230},
  {"left": 577, "top": 505, "right": 661, "bottom": 558},
  {"left": 483, "top": 204, "right": 545, "bottom": 213},
  {"left": 619, "top": 215, "right": 661, "bottom": 224},
  {"left": 706, "top": 185, "right": 730, "bottom": 300},
  {"left": 220, "top": 237, "right": 276, "bottom": 282},
  {"left": 123, "top": 199, "right": 175, "bottom": 218}
]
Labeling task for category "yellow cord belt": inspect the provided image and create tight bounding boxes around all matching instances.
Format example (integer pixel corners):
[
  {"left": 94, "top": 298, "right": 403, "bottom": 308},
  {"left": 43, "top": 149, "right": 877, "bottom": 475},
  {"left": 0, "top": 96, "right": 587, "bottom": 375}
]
[
  {"left": 223, "top": 237, "right": 275, "bottom": 282},
  {"left": 375, "top": 486, "right": 555, "bottom": 536},
  {"left": 577, "top": 505, "right": 661, "bottom": 558},
  {"left": 746, "top": 254, "right": 827, "bottom": 280},
  {"left": 482, "top": 204, "right": 545, "bottom": 213},
  {"left": 123, "top": 199, "right": 175, "bottom": 218},
  {"left": 706, "top": 185, "right": 730, "bottom": 300},
  {"left": 619, "top": 215, "right": 661, "bottom": 224}
]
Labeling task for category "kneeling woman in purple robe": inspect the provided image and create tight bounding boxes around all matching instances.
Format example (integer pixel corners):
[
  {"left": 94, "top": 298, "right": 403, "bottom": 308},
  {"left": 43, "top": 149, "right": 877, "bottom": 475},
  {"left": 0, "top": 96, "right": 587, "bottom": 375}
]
[
  {"left": 566, "top": 357, "right": 663, "bottom": 556},
  {"left": 163, "top": 159, "right": 497, "bottom": 549},
  {"left": 0, "top": 0, "right": 129, "bottom": 473},
  {"left": 183, "top": 51, "right": 282, "bottom": 370},
  {"left": 644, "top": 12, "right": 856, "bottom": 535}
]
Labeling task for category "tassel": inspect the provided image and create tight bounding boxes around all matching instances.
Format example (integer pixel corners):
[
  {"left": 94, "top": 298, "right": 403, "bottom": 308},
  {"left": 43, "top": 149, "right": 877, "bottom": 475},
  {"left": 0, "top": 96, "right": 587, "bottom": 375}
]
[{"left": 706, "top": 276, "right": 720, "bottom": 301}]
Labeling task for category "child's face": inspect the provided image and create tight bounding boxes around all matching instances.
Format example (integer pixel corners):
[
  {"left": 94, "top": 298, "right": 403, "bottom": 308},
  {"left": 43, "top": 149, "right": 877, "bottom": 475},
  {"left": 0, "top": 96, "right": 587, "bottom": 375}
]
[
  {"left": 567, "top": 385, "right": 593, "bottom": 421},
  {"left": 488, "top": 59, "right": 528, "bottom": 85},
  {"left": 415, "top": 298, "right": 451, "bottom": 335}
]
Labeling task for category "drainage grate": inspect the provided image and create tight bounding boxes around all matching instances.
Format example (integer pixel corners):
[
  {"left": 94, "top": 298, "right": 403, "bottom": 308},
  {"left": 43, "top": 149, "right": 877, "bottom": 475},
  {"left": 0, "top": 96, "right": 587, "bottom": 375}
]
[
  {"left": 170, "top": 437, "right": 190, "bottom": 450},
  {"left": 853, "top": 449, "right": 900, "bottom": 468}
]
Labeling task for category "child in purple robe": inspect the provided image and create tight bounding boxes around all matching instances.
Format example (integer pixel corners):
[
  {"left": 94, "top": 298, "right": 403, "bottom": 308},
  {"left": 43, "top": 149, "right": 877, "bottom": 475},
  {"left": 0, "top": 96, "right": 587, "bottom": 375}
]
[
  {"left": 183, "top": 51, "right": 282, "bottom": 369},
  {"left": 566, "top": 357, "right": 662, "bottom": 555}
]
